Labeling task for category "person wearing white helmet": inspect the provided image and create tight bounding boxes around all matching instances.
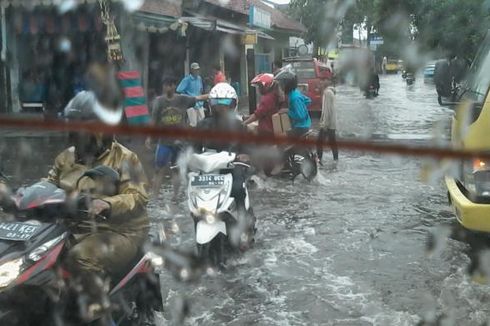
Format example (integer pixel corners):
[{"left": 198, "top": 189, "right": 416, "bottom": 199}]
[
  {"left": 195, "top": 82, "right": 242, "bottom": 145},
  {"left": 194, "top": 82, "right": 250, "bottom": 209}
]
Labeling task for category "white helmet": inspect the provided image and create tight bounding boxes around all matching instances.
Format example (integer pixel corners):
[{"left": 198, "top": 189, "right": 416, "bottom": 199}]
[{"left": 208, "top": 82, "right": 238, "bottom": 111}]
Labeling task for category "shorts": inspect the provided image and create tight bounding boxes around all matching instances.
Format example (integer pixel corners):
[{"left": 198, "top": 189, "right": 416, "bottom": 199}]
[
  {"left": 187, "top": 107, "right": 205, "bottom": 127},
  {"left": 155, "top": 144, "right": 179, "bottom": 168}
]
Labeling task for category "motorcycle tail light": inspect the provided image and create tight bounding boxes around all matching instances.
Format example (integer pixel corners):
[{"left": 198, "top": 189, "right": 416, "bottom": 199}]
[{"left": 473, "top": 159, "right": 487, "bottom": 171}]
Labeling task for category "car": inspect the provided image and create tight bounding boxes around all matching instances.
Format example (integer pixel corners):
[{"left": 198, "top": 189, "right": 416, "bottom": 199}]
[
  {"left": 445, "top": 31, "right": 490, "bottom": 232},
  {"left": 282, "top": 57, "right": 332, "bottom": 113},
  {"left": 385, "top": 59, "right": 399, "bottom": 74}
]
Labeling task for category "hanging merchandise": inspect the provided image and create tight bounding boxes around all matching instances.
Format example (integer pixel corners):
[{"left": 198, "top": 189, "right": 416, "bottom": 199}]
[
  {"left": 99, "top": 0, "right": 124, "bottom": 63},
  {"left": 97, "top": 0, "right": 150, "bottom": 125},
  {"left": 118, "top": 70, "right": 150, "bottom": 125}
]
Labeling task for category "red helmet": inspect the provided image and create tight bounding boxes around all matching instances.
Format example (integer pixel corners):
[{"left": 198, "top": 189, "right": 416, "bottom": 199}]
[{"left": 251, "top": 73, "right": 275, "bottom": 91}]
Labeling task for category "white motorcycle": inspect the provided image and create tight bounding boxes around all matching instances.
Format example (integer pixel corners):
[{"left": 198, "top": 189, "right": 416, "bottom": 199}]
[{"left": 187, "top": 151, "right": 255, "bottom": 266}]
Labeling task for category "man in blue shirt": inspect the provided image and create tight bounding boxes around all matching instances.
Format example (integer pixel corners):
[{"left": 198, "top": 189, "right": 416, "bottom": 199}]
[{"left": 177, "top": 62, "right": 204, "bottom": 126}]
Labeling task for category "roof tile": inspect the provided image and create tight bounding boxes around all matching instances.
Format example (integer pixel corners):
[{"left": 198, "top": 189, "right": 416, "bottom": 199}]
[{"left": 139, "top": 0, "right": 182, "bottom": 18}]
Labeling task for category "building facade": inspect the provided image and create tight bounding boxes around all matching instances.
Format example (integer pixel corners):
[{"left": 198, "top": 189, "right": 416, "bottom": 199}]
[{"left": 0, "top": 0, "right": 304, "bottom": 113}]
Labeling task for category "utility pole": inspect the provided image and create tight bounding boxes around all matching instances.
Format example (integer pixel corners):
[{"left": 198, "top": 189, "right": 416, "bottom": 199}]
[{"left": 246, "top": 48, "right": 256, "bottom": 114}]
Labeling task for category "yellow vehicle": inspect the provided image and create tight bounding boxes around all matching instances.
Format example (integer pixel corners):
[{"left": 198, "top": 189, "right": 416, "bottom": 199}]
[
  {"left": 445, "top": 31, "right": 490, "bottom": 232},
  {"left": 385, "top": 59, "right": 399, "bottom": 73}
]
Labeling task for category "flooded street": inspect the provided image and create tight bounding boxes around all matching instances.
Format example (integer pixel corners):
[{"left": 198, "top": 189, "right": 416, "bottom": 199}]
[
  {"left": 2, "top": 74, "right": 489, "bottom": 325},
  {"left": 155, "top": 75, "right": 485, "bottom": 325}
]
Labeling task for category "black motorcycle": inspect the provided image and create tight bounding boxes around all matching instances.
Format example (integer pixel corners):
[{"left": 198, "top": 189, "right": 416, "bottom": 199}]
[
  {"left": 364, "top": 84, "right": 379, "bottom": 98},
  {"left": 406, "top": 73, "right": 416, "bottom": 85},
  {"left": 277, "top": 131, "right": 318, "bottom": 182}
]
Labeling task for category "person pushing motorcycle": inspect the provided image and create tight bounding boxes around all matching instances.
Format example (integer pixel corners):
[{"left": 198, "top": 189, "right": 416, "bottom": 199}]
[{"left": 274, "top": 66, "right": 312, "bottom": 136}]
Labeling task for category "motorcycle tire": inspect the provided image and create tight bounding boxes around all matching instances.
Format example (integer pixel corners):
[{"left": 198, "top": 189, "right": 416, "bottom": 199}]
[
  {"left": 300, "top": 154, "right": 318, "bottom": 182},
  {"left": 113, "top": 273, "right": 163, "bottom": 326},
  {"left": 238, "top": 208, "right": 257, "bottom": 252},
  {"left": 197, "top": 234, "right": 226, "bottom": 267}
]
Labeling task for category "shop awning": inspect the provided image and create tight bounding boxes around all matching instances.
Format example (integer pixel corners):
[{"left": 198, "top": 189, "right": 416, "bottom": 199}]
[
  {"left": 181, "top": 16, "right": 215, "bottom": 31},
  {"left": 132, "top": 12, "right": 176, "bottom": 33},
  {"left": 183, "top": 11, "right": 274, "bottom": 40},
  {"left": 256, "top": 30, "right": 274, "bottom": 40},
  {"left": 216, "top": 19, "right": 243, "bottom": 34},
  {"left": 216, "top": 19, "right": 274, "bottom": 40}
]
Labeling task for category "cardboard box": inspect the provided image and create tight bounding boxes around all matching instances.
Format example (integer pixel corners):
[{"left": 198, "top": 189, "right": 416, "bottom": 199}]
[
  {"left": 247, "top": 121, "right": 259, "bottom": 133},
  {"left": 272, "top": 112, "right": 291, "bottom": 135}
]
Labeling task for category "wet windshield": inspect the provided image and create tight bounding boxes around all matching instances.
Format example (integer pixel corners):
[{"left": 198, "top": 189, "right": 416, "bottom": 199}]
[
  {"left": 1, "top": 0, "right": 490, "bottom": 325},
  {"left": 464, "top": 32, "right": 490, "bottom": 101}
]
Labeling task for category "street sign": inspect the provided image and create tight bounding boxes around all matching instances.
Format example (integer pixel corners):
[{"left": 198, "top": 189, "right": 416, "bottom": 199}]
[
  {"left": 370, "top": 36, "right": 384, "bottom": 45},
  {"left": 242, "top": 32, "right": 257, "bottom": 45},
  {"left": 249, "top": 5, "right": 271, "bottom": 29}
]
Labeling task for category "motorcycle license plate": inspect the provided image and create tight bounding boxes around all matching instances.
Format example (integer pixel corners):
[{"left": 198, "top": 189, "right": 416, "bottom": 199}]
[
  {"left": 191, "top": 175, "right": 225, "bottom": 187},
  {"left": 0, "top": 222, "right": 41, "bottom": 241}
]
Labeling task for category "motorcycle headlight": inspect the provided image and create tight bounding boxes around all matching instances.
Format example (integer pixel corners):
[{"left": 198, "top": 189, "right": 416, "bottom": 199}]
[
  {"left": 0, "top": 257, "right": 23, "bottom": 288},
  {"left": 462, "top": 159, "right": 490, "bottom": 199}
]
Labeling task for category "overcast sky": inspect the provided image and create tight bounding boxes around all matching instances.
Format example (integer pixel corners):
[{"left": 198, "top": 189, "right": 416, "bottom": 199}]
[{"left": 269, "top": 0, "right": 290, "bottom": 4}]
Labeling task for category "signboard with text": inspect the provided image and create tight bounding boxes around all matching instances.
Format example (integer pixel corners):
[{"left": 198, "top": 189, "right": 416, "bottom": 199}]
[
  {"left": 370, "top": 35, "right": 384, "bottom": 45},
  {"left": 242, "top": 32, "right": 258, "bottom": 45},
  {"left": 249, "top": 5, "right": 271, "bottom": 29}
]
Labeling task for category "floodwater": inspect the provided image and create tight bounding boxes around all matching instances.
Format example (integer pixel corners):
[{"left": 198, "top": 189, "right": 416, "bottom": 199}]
[
  {"left": 2, "top": 74, "right": 490, "bottom": 325},
  {"left": 154, "top": 75, "right": 487, "bottom": 326}
]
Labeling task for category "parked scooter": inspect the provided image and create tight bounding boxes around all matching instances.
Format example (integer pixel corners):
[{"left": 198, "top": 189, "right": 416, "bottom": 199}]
[
  {"left": 0, "top": 167, "right": 163, "bottom": 325},
  {"left": 187, "top": 151, "right": 256, "bottom": 266}
]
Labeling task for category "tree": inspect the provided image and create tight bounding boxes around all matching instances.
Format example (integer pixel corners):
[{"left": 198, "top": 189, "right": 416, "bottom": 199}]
[
  {"left": 290, "top": 0, "right": 490, "bottom": 61},
  {"left": 413, "top": 0, "right": 490, "bottom": 61},
  {"left": 366, "top": 0, "right": 489, "bottom": 61},
  {"left": 289, "top": 0, "right": 355, "bottom": 54}
]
